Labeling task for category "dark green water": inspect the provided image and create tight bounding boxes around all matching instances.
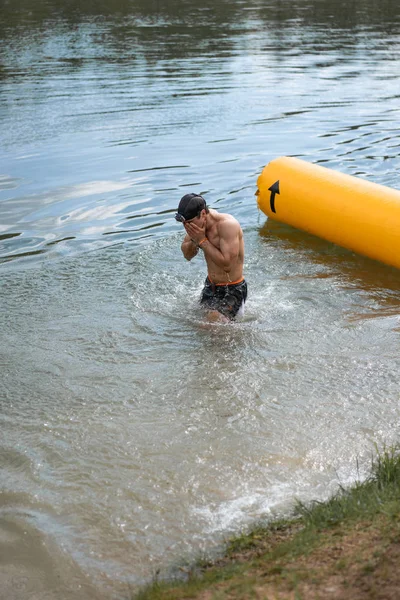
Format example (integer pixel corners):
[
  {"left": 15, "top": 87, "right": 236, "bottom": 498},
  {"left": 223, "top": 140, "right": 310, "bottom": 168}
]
[{"left": 1, "top": 1, "right": 400, "bottom": 598}]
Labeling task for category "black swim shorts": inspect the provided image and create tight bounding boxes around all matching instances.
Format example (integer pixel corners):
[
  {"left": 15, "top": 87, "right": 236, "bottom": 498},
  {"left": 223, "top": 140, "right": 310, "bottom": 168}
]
[{"left": 200, "top": 277, "right": 247, "bottom": 320}]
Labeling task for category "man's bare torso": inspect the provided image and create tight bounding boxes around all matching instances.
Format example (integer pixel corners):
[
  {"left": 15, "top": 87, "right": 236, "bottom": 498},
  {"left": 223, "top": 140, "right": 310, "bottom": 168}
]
[{"left": 204, "top": 210, "right": 244, "bottom": 284}]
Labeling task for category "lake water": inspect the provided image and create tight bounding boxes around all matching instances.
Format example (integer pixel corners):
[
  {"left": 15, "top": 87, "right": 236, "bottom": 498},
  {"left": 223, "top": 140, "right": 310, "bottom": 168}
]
[{"left": 1, "top": 1, "right": 400, "bottom": 598}]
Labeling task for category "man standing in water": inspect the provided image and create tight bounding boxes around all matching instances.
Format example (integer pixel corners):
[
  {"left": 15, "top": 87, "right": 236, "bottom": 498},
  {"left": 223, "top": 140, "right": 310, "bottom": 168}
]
[{"left": 175, "top": 193, "right": 247, "bottom": 321}]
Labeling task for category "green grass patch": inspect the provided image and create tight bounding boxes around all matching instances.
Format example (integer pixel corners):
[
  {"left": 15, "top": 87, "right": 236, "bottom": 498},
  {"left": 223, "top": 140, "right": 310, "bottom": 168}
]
[
  {"left": 295, "top": 445, "right": 400, "bottom": 530},
  {"left": 134, "top": 445, "right": 400, "bottom": 600}
]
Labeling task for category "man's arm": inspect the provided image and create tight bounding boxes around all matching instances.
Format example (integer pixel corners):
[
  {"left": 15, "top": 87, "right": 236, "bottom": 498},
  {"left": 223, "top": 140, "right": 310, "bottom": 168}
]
[
  {"left": 181, "top": 233, "right": 199, "bottom": 261},
  {"left": 185, "top": 220, "right": 239, "bottom": 270}
]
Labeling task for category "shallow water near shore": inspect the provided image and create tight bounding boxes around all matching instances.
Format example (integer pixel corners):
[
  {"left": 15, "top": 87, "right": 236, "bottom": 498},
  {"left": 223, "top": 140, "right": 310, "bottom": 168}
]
[{"left": 1, "top": 1, "right": 400, "bottom": 598}]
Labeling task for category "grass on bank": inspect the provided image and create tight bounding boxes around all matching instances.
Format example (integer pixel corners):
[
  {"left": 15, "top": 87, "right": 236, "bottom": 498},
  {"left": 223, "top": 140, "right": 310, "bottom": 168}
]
[{"left": 134, "top": 446, "right": 400, "bottom": 600}]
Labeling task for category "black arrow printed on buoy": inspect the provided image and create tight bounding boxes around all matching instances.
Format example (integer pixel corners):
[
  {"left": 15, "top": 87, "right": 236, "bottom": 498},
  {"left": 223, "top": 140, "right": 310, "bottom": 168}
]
[{"left": 268, "top": 180, "right": 280, "bottom": 213}]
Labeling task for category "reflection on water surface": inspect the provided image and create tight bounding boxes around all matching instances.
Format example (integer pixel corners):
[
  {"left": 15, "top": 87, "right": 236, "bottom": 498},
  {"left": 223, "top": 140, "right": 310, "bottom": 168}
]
[{"left": 2, "top": 0, "right": 400, "bottom": 262}]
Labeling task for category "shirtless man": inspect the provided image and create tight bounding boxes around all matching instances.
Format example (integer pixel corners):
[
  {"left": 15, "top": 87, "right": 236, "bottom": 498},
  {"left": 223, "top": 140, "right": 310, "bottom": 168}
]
[{"left": 175, "top": 193, "right": 247, "bottom": 320}]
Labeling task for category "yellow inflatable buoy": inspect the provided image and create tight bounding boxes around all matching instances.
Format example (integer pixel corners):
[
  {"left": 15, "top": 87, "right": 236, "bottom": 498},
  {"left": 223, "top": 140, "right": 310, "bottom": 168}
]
[{"left": 256, "top": 156, "right": 400, "bottom": 270}]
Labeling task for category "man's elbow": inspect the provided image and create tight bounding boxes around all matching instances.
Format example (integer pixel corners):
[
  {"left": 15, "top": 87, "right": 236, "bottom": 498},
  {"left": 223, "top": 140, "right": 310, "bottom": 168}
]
[
  {"left": 181, "top": 245, "right": 197, "bottom": 261},
  {"left": 222, "top": 254, "right": 237, "bottom": 270}
]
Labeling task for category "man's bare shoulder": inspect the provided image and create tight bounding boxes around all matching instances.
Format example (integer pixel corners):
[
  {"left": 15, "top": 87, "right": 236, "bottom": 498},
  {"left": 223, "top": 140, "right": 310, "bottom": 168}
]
[{"left": 215, "top": 211, "right": 242, "bottom": 236}]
